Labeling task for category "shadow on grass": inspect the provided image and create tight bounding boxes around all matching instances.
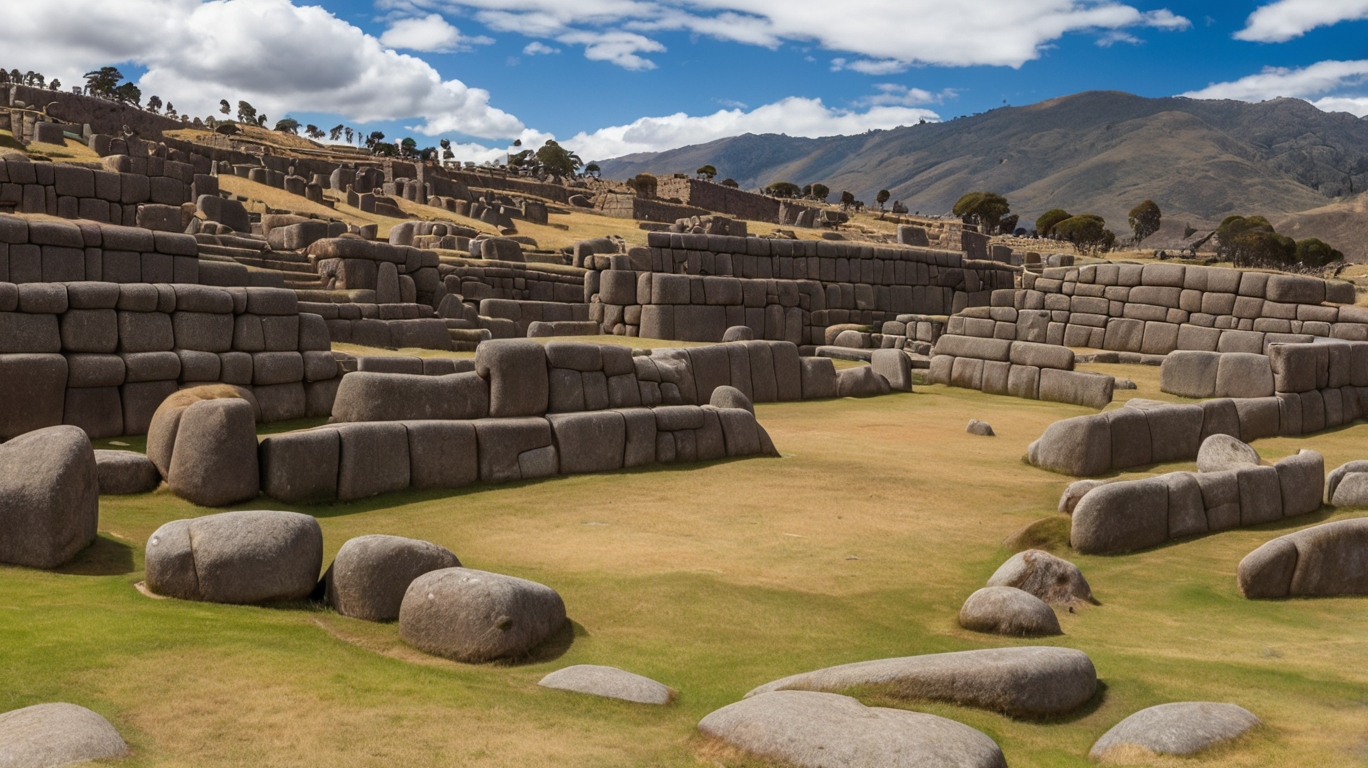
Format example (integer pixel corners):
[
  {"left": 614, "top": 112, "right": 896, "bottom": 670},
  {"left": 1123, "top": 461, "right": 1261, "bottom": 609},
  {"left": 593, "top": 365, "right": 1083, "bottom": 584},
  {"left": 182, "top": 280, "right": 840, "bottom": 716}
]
[
  {"left": 56, "top": 535, "right": 136, "bottom": 576},
  {"left": 504, "top": 619, "right": 581, "bottom": 666}
]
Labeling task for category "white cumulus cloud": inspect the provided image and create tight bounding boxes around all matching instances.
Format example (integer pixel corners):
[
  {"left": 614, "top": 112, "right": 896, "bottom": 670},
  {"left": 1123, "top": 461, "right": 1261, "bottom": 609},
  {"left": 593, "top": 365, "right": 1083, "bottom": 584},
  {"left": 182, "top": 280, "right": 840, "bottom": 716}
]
[
  {"left": 1, "top": 0, "right": 525, "bottom": 139},
  {"left": 1235, "top": 0, "right": 1368, "bottom": 42},
  {"left": 1181, "top": 59, "right": 1368, "bottom": 116},
  {"left": 560, "top": 96, "right": 940, "bottom": 160},
  {"left": 555, "top": 30, "right": 665, "bottom": 70},
  {"left": 424, "top": 0, "right": 1190, "bottom": 70},
  {"left": 1313, "top": 96, "right": 1368, "bottom": 116},
  {"left": 522, "top": 41, "right": 560, "bottom": 55},
  {"left": 379, "top": 13, "right": 493, "bottom": 52}
]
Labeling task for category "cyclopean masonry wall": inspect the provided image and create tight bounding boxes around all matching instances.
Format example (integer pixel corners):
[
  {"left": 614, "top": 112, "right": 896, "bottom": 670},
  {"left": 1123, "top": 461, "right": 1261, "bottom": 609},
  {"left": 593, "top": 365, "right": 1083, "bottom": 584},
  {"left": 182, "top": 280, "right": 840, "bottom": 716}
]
[
  {"left": 594, "top": 192, "right": 710, "bottom": 223},
  {"left": 0, "top": 213, "right": 263, "bottom": 288},
  {"left": 4, "top": 84, "right": 186, "bottom": 141},
  {"left": 1, "top": 151, "right": 209, "bottom": 225},
  {"left": 926, "top": 336, "right": 1115, "bottom": 409},
  {"left": 587, "top": 231, "right": 1016, "bottom": 345},
  {"left": 253, "top": 339, "right": 827, "bottom": 505},
  {"left": 0, "top": 281, "right": 341, "bottom": 441},
  {"left": 654, "top": 177, "right": 821, "bottom": 225},
  {"left": 993, "top": 263, "right": 1360, "bottom": 355}
]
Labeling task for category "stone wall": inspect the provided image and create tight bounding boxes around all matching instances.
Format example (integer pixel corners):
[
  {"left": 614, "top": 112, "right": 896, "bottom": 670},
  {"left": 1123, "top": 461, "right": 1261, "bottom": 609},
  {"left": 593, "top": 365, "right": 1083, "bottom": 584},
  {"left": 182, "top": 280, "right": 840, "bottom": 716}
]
[
  {"left": 0, "top": 213, "right": 239, "bottom": 285},
  {"left": 656, "top": 177, "right": 784, "bottom": 223},
  {"left": 440, "top": 259, "right": 586, "bottom": 305},
  {"left": 587, "top": 231, "right": 1016, "bottom": 344},
  {"left": 595, "top": 191, "right": 710, "bottom": 222},
  {"left": 926, "top": 335, "right": 1115, "bottom": 408},
  {"left": 306, "top": 238, "right": 441, "bottom": 306},
  {"left": 0, "top": 282, "right": 341, "bottom": 440},
  {"left": 5, "top": 85, "right": 185, "bottom": 141},
  {"left": 947, "top": 263, "right": 1363, "bottom": 355},
  {"left": 0, "top": 153, "right": 205, "bottom": 225}
]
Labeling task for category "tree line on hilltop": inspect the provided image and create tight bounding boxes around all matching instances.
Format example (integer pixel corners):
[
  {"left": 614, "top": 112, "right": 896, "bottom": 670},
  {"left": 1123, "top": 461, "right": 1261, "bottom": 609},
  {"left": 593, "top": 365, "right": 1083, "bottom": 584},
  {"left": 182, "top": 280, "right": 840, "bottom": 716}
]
[{"left": 954, "top": 190, "right": 1342, "bottom": 270}]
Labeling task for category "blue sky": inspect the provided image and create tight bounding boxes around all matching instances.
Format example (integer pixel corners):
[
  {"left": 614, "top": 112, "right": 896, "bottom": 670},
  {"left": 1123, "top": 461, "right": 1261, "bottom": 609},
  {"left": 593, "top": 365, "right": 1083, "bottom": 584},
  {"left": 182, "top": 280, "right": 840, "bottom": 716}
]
[{"left": 6, "top": 0, "right": 1368, "bottom": 162}]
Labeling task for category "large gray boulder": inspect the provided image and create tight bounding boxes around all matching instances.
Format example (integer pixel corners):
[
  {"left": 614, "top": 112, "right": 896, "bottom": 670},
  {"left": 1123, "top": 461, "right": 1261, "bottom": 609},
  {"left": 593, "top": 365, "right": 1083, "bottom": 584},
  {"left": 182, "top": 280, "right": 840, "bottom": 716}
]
[
  {"left": 166, "top": 398, "right": 259, "bottom": 507},
  {"left": 398, "top": 568, "right": 566, "bottom": 662},
  {"left": 0, "top": 703, "right": 128, "bottom": 767},
  {"left": 870, "top": 349, "right": 912, "bottom": 392},
  {"left": 1275, "top": 449, "right": 1324, "bottom": 518},
  {"left": 1071, "top": 477, "right": 1169, "bottom": 554},
  {"left": 1238, "top": 517, "right": 1368, "bottom": 598},
  {"left": 1089, "top": 702, "right": 1260, "bottom": 759},
  {"left": 699, "top": 691, "right": 1007, "bottom": 768},
  {"left": 1196, "top": 434, "right": 1261, "bottom": 473},
  {"left": 836, "top": 365, "right": 890, "bottom": 398},
  {"left": 709, "top": 385, "right": 753, "bottom": 415},
  {"left": 746, "top": 646, "right": 1096, "bottom": 719},
  {"left": 144, "top": 510, "right": 323, "bottom": 604},
  {"left": 146, "top": 384, "right": 259, "bottom": 478},
  {"left": 987, "top": 549, "right": 1094, "bottom": 604},
  {"left": 330, "top": 371, "right": 489, "bottom": 423},
  {"left": 1327, "top": 460, "right": 1368, "bottom": 505},
  {"left": 94, "top": 450, "right": 160, "bottom": 495},
  {"left": 0, "top": 425, "right": 99, "bottom": 568},
  {"left": 539, "top": 665, "right": 673, "bottom": 705},
  {"left": 325, "top": 535, "right": 460, "bottom": 622},
  {"left": 958, "top": 586, "right": 1061, "bottom": 636},
  {"left": 474, "top": 339, "right": 549, "bottom": 417},
  {"left": 1058, "top": 479, "right": 1107, "bottom": 515},
  {"left": 1028, "top": 415, "right": 1111, "bottom": 476}
]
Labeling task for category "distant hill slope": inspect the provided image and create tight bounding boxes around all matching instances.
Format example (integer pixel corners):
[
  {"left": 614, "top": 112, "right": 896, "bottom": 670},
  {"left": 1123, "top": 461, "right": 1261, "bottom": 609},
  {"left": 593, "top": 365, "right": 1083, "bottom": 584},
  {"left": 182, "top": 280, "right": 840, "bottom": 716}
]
[
  {"left": 597, "top": 91, "right": 1368, "bottom": 232},
  {"left": 1275, "top": 193, "right": 1368, "bottom": 264}
]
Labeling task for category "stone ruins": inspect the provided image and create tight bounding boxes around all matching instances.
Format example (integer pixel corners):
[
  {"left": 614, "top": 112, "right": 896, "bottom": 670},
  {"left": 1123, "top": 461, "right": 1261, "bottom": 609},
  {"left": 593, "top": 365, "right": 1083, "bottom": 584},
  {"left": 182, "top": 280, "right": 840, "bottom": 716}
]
[{"left": 0, "top": 78, "right": 1361, "bottom": 768}]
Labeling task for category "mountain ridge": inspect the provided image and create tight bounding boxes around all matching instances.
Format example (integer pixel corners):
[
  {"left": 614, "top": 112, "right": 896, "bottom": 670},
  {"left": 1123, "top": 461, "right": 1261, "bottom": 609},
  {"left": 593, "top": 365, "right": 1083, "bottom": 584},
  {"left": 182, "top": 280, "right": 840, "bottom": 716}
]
[{"left": 596, "top": 91, "right": 1368, "bottom": 231}]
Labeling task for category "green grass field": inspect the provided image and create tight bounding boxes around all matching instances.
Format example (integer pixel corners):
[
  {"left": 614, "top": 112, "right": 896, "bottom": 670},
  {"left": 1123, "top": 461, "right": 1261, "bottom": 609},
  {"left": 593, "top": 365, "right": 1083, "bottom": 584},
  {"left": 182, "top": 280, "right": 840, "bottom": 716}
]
[{"left": 8, "top": 361, "right": 1368, "bottom": 766}]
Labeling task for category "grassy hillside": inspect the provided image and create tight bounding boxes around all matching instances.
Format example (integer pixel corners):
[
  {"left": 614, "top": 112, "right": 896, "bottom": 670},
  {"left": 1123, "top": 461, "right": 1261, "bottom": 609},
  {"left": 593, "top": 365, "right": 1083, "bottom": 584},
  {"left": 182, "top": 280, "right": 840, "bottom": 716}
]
[
  {"left": 597, "top": 91, "right": 1368, "bottom": 232},
  {"left": 5, "top": 360, "right": 1368, "bottom": 765}
]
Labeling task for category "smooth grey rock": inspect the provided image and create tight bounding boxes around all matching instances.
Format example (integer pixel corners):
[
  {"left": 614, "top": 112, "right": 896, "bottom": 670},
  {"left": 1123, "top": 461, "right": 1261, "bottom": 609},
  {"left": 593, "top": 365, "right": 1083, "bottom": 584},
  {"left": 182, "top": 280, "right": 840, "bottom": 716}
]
[
  {"left": 330, "top": 371, "right": 489, "bottom": 422},
  {"left": 966, "top": 419, "right": 995, "bottom": 436},
  {"left": 398, "top": 567, "right": 566, "bottom": 662},
  {"left": 325, "top": 534, "right": 460, "bottom": 622},
  {"left": 699, "top": 691, "right": 1007, "bottom": 768},
  {"left": 709, "top": 385, "right": 753, "bottom": 415},
  {"left": 539, "top": 665, "right": 673, "bottom": 705},
  {"left": 166, "top": 398, "right": 259, "bottom": 507},
  {"left": 474, "top": 339, "right": 549, "bottom": 417},
  {"left": 959, "top": 586, "right": 1061, "bottom": 636},
  {"left": 1238, "top": 517, "right": 1368, "bottom": 598},
  {"left": 1275, "top": 449, "right": 1324, "bottom": 518},
  {"left": 1071, "top": 477, "right": 1169, "bottom": 554},
  {"left": 0, "top": 426, "right": 99, "bottom": 568},
  {"left": 1058, "top": 479, "right": 1107, "bottom": 515},
  {"left": 1089, "top": 702, "right": 1260, "bottom": 759},
  {"left": 721, "top": 326, "right": 754, "bottom": 343},
  {"left": 836, "top": 365, "right": 890, "bottom": 398},
  {"left": 1327, "top": 460, "right": 1368, "bottom": 505},
  {"left": 746, "top": 646, "right": 1097, "bottom": 719},
  {"left": 988, "top": 549, "right": 1094, "bottom": 604},
  {"left": 93, "top": 450, "right": 160, "bottom": 495},
  {"left": 144, "top": 510, "right": 323, "bottom": 604},
  {"left": 1196, "top": 433, "right": 1261, "bottom": 473},
  {"left": 1028, "top": 415, "right": 1111, "bottom": 477},
  {"left": 0, "top": 702, "right": 128, "bottom": 767},
  {"left": 870, "top": 349, "right": 912, "bottom": 392}
]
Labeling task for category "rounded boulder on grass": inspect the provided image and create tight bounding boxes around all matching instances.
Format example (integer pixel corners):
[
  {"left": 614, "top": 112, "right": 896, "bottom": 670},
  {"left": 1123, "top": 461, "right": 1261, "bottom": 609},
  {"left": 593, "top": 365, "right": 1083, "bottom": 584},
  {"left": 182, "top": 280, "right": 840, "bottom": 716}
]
[
  {"left": 325, "top": 535, "right": 461, "bottom": 622},
  {"left": 398, "top": 568, "right": 566, "bottom": 663}
]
